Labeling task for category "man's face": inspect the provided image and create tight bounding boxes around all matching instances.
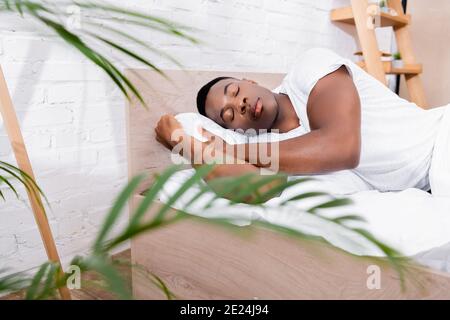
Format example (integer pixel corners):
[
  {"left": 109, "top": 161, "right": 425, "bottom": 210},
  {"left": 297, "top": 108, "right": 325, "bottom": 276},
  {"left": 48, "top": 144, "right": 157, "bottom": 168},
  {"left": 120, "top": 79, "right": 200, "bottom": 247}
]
[{"left": 204, "top": 78, "right": 279, "bottom": 131}]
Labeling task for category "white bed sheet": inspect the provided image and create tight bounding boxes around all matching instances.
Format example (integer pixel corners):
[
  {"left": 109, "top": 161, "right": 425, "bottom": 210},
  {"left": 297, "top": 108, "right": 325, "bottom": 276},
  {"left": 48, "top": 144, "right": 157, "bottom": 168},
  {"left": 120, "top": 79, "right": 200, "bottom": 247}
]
[{"left": 158, "top": 169, "right": 450, "bottom": 273}]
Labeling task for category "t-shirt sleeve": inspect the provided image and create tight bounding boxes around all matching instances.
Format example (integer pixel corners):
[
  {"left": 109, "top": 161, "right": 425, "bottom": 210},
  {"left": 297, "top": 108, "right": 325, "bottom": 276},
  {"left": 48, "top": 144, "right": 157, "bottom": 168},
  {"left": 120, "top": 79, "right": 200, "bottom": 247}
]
[{"left": 287, "top": 47, "right": 354, "bottom": 97}]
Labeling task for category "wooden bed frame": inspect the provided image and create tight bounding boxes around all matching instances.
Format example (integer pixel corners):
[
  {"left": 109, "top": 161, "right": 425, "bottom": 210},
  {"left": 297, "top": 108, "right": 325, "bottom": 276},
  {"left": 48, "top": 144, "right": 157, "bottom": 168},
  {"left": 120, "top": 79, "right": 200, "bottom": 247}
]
[{"left": 126, "top": 69, "right": 450, "bottom": 299}]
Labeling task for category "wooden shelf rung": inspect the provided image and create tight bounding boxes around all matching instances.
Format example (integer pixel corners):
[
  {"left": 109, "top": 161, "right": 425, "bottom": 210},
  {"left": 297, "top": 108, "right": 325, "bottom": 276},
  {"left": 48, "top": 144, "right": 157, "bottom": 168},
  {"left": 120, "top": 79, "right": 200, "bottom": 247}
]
[
  {"left": 356, "top": 61, "right": 422, "bottom": 75},
  {"left": 331, "top": 6, "right": 410, "bottom": 28}
]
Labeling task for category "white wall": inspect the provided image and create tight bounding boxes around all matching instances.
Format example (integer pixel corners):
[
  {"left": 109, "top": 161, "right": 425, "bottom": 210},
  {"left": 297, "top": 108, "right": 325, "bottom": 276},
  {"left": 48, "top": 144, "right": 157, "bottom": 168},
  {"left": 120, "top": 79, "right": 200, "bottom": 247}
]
[{"left": 0, "top": 0, "right": 358, "bottom": 274}]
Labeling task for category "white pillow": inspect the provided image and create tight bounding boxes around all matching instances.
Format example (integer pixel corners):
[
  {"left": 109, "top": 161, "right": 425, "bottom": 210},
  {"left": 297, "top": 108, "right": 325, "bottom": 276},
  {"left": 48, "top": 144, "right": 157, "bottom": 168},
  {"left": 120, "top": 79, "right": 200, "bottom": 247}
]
[{"left": 174, "top": 112, "right": 308, "bottom": 144}]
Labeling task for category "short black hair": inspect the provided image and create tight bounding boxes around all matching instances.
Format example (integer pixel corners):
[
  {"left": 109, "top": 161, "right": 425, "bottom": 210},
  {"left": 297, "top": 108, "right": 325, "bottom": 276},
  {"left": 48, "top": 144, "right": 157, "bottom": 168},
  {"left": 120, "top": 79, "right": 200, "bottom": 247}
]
[{"left": 196, "top": 76, "right": 234, "bottom": 117}]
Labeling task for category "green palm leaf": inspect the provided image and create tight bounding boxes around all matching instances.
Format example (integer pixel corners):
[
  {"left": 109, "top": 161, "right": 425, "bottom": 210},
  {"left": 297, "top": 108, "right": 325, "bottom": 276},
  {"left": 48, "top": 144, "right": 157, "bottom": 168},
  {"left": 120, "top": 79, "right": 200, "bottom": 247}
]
[
  {"left": 93, "top": 174, "right": 146, "bottom": 252},
  {"left": 25, "top": 262, "right": 58, "bottom": 300},
  {"left": 0, "top": 161, "right": 48, "bottom": 207},
  {"left": 308, "top": 198, "right": 354, "bottom": 213},
  {"left": 77, "top": 255, "right": 132, "bottom": 300},
  {"left": 0, "top": 269, "right": 31, "bottom": 294},
  {"left": 128, "top": 165, "right": 183, "bottom": 229},
  {"left": 281, "top": 191, "right": 330, "bottom": 204},
  {"left": 0, "top": 0, "right": 201, "bottom": 105}
]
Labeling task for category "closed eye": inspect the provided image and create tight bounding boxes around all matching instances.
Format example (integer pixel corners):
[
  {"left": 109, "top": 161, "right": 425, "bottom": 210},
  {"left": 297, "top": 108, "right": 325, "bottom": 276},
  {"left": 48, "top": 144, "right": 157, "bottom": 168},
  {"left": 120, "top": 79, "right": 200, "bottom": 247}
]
[{"left": 220, "top": 106, "right": 234, "bottom": 123}]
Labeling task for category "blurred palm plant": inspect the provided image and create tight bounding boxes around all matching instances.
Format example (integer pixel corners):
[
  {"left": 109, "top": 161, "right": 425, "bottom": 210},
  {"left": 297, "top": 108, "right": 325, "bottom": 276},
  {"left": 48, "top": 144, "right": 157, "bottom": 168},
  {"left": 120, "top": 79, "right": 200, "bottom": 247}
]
[
  {"left": 0, "top": 0, "right": 413, "bottom": 300},
  {"left": 1, "top": 164, "right": 411, "bottom": 299},
  {"left": 0, "top": 160, "right": 47, "bottom": 206}
]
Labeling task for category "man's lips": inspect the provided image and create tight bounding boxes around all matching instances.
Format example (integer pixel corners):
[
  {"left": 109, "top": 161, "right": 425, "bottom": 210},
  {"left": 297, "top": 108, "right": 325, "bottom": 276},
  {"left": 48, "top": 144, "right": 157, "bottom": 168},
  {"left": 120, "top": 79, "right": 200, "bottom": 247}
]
[{"left": 251, "top": 97, "right": 263, "bottom": 119}]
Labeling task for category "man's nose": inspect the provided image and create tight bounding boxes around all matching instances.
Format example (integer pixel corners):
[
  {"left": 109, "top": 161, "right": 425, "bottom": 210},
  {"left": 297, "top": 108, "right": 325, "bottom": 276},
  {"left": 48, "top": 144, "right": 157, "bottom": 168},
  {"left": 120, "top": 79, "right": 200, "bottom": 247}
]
[{"left": 237, "top": 98, "right": 248, "bottom": 115}]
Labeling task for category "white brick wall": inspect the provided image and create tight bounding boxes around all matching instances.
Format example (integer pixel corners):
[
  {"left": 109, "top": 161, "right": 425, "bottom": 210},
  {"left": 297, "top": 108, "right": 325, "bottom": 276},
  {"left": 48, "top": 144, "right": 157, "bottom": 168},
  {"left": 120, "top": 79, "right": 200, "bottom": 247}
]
[{"left": 0, "top": 0, "right": 360, "bottom": 276}]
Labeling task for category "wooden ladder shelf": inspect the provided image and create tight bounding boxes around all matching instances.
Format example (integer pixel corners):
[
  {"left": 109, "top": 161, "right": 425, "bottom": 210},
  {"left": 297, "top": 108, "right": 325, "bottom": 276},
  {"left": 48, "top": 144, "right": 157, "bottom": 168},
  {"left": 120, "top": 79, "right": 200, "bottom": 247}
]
[{"left": 331, "top": 0, "right": 427, "bottom": 108}]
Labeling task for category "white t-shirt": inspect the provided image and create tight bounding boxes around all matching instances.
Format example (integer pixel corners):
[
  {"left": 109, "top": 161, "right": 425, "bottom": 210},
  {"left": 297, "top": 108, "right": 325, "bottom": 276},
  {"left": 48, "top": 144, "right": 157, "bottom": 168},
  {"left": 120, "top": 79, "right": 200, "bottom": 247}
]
[{"left": 273, "top": 47, "right": 447, "bottom": 192}]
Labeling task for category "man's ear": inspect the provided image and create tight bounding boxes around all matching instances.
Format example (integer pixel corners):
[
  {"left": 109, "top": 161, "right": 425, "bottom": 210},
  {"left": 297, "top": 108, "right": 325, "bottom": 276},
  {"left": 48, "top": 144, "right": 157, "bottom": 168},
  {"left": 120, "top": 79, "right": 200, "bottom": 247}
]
[{"left": 242, "top": 78, "right": 258, "bottom": 85}]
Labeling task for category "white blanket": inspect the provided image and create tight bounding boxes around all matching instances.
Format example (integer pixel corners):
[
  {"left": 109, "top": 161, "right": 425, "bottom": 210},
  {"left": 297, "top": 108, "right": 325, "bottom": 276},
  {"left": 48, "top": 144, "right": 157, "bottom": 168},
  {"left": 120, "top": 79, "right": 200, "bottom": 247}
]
[{"left": 158, "top": 170, "right": 450, "bottom": 272}]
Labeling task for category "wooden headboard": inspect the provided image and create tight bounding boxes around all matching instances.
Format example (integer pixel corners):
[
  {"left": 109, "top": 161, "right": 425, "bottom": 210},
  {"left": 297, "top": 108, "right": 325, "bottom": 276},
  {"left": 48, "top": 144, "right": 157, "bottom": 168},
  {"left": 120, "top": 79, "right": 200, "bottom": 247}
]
[{"left": 126, "top": 69, "right": 285, "bottom": 194}]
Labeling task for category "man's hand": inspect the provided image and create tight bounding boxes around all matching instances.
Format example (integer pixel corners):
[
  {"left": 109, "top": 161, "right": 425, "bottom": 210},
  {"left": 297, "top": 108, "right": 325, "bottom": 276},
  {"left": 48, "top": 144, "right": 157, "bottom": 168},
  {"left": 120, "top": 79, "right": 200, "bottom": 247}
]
[
  {"left": 154, "top": 114, "right": 184, "bottom": 150},
  {"left": 155, "top": 114, "right": 246, "bottom": 165}
]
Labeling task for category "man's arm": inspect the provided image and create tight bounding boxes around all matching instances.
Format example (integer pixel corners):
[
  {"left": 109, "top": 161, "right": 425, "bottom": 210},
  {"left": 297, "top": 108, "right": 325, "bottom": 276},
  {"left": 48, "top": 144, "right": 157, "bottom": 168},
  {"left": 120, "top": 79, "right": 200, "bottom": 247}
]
[
  {"left": 155, "top": 117, "right": 286, "bottom": 204},
  {"left": 225, "top": 66, "right": 361, "bottom": 174}
]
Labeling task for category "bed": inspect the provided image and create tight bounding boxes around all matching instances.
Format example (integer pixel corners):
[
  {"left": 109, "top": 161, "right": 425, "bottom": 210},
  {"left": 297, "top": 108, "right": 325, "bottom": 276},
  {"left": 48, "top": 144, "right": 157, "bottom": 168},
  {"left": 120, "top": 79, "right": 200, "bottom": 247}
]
[{"left": 126, "top": 68, "right": 450, "bottom": 299}]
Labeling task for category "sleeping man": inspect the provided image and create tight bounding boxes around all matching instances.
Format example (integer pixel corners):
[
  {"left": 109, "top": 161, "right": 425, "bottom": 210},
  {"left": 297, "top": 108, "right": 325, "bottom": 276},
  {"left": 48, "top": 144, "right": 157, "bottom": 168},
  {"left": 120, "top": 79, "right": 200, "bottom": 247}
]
[{"left": 155, "top": 48, "right": 450, "bottom": 200}]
